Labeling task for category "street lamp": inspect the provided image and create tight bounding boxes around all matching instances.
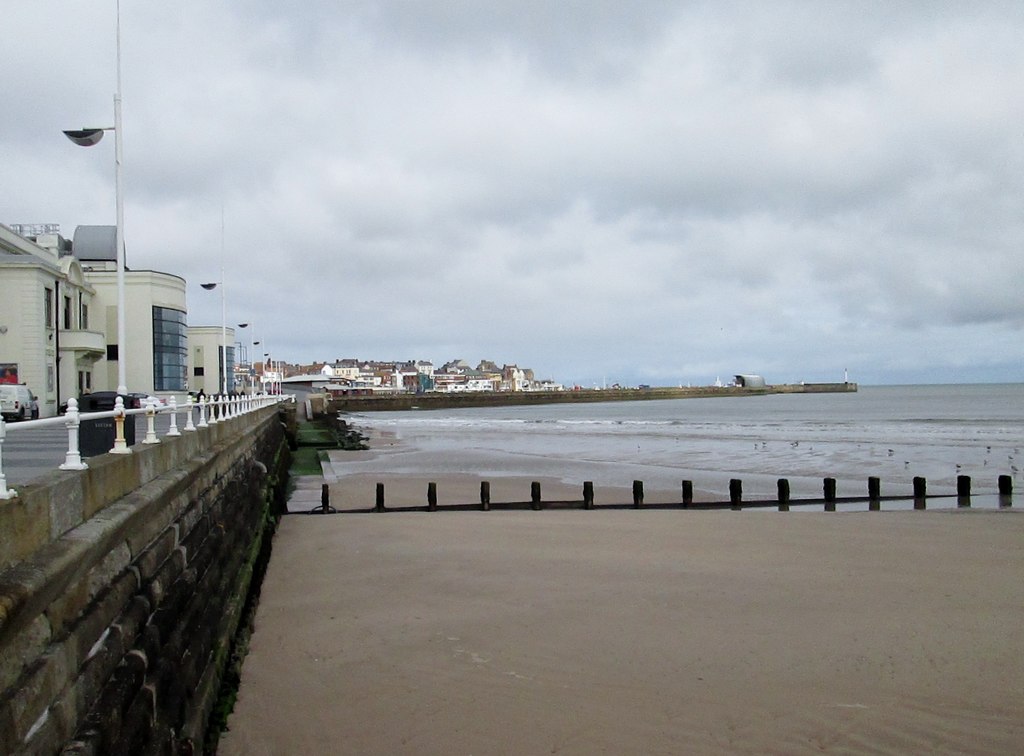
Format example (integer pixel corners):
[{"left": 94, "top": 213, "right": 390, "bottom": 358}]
[
  {"left": 200, "top": 280, "right": 228, "bottom": 394},
  {"left": 64, "top": 0, "right": 127, "bottom": 395},
  {"left": 237, "top": 322, "right": 253, "bottom": 393}
]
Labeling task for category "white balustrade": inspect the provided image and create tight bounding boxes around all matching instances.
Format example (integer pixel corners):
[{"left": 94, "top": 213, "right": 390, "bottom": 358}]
[{"left": 0, "top": 393, "right": 288, "bottom": 498}]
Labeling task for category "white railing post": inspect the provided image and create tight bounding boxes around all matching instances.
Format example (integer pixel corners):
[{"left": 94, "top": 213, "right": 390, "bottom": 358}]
[
  {"left": 59, "top": 397, "right": 88, "bottom": 471},
  {"left": 0, "top": 418, "right": 16, "bottom": 500},
  {"left": 184, "top": 395, "right": 196, "bottom": 432},
  {"left": 198, "top": 396, "right": 208, "bottom": 428},
  {"left": 166, "top": 396, "right": 181, "bottom": 437},
  {"left": 208, "top": 395, "right": 219, "bottom": 425},
  {"left": 142, "top": 396, "right": 160, "bottom": 444},
  {"left": 110, "top": 396, "right": 132, "bottom": 454}
]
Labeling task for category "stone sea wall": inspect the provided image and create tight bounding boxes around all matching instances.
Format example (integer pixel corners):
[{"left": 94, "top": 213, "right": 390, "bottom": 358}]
[{"left": 0, "top": 405, "right": 293, "bottom": 754}]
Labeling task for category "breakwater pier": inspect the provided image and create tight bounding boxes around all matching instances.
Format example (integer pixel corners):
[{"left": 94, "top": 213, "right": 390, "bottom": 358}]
[{"left": 328, "top": 382, "right": 856, "bottom": 412}]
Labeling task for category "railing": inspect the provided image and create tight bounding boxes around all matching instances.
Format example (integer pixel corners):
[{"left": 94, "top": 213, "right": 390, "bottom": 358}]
[{"left": 0, "top": 393, "right": 293, "bottom": 500}]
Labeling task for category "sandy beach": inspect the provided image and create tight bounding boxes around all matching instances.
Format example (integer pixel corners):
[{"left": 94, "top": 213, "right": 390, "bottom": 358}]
[{"left": 221, "top": 504, "right": 1023, "bottom": 754}]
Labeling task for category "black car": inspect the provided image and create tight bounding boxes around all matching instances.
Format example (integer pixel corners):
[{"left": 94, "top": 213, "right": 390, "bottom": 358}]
[{"left": 73, "top": 391, "right": 148, "bottom": 412}]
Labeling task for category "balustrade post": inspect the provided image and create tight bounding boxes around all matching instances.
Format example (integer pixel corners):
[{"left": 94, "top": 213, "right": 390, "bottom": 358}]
[
  {"left": 0, "top": 419, "right": 16, "bottom": 500},
  {"left": 184, "top": 396, "right": 197, "bottom": 432},
  {"left": 59, "top": 398, "right": 88, "bottom": 470},
  {"left": 197, "top": 396, "right": 209, "bottom": 428},
  {"left": 208, "top": 395, "right": 219, "bottom": 424},
  {"left": 110, "top": 396, "right": 132, "bottom": 454},
  {"left": 142, "top": 397, "right": 160, "bottom": 444},
  {"left": 166, "top": 396, "right": 181, "bottom": 437}
]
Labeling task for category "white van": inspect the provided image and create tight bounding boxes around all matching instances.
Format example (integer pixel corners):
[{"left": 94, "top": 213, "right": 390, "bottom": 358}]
[{"left": 0, "top": 384, "right": 36, "bottom": 421}]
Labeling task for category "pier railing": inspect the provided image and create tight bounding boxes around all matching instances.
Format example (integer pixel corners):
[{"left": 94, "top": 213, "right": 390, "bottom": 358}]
[
  {"left": 308, "top": 474, "right": 1015, "bottom": 515},
  {"left": 0, "top": 393, "right": 292, "bottom": 499}
]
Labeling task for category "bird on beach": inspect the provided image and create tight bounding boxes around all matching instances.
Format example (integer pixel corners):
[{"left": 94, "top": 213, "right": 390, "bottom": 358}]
[{"left": 887, "top": 449, "right": 894, "bottom": 457}]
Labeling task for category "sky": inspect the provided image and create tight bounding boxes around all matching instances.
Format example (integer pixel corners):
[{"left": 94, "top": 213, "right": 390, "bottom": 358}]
[{"left": 2, "top": 1, "right": 1023, "bottom": 387}]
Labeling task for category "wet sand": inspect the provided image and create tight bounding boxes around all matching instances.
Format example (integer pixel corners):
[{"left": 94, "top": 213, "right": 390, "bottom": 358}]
[{"left": 221, "top": 505, "right": 1024, "bottom": 754}]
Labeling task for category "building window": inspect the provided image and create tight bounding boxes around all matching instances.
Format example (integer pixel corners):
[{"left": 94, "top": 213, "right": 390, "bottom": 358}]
[
  {"left": 80, "top": 295, "right": 89, "bottom": 330},
  {"left": 219, "top": 345, "right": 236, "bottom": 393},
  {"left": 152, "top": 306, "right": 187, "bottom": 391},
  {"left": 63, "top": 295, "right": 72, "bottom": 329},
  {"left": 45, "top": 288, "right": 54, "bottom": 328},
  {"left": 194, "top": 367, "right": 205, "bottom": 376}
]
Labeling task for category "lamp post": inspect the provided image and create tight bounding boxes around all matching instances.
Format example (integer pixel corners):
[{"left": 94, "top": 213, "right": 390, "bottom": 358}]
[
  {"left": 237, "top": 322, "right": 253, "bottom": 393},
  {"left": 252, "top": 339, "right": 261, "bottom": 393},
  {"left": 64, "top": 0, "right": 127, "bottom": 395},
  {"left": 200, "top": 279, "right": 228, "bottom": 394}
]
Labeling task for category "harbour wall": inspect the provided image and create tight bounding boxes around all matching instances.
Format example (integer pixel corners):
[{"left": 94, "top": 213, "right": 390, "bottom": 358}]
[
  {"left": 328, "top": 382, "right": 857, "bottom": 412},
  {"left": 0, "top": 405, "right": 295, "bottom": 754}
]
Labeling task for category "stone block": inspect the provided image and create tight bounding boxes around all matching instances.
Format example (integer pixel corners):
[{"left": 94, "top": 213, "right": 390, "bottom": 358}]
[
  {"left": 0, "top": 614, "right": 51, "bottom": 694},
  {"left": 134, "top": 527, "right": 178, "bottom": 584}
]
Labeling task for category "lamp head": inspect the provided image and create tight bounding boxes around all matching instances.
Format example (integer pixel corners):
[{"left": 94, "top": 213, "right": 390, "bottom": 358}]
[
  {"left": 64, "top": 129, "right": 106, "bottom": 147},
  {"left": 238, "top": 322, "right": 249, "bottom": 328},
  {"left": 200, "top": 282, "right": 217, "bottom": 290}
]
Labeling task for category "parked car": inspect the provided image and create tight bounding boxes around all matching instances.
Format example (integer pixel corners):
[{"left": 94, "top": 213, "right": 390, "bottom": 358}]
[
  {"left": 75, "top": 391, "right": 148, "bottom": 412},
  {"left": 0, "top": 384, "right": 35, "bottom": 421}
]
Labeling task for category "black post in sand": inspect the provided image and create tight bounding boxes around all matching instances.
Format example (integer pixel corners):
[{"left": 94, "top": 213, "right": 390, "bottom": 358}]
[
  {"left": 998, "top": 474, "right": 1012, "bottom": 507},
  {"left": 633, "top": 480, "right": 644, "bottom": 509},
  {"left": 777, "top": 478, "right": 790, "bottom": 512},
  {"left": 868, "top": 477, "right": 881, "bottom": 511},
  {"left": 682, "top": 480, "right": 693, "bottom": 508},
  {"left": 428, "top": 481, "right": 438, "bottom": 511},
  {"left": 957, "top": 475, "right": 971, "bottom": 507},
  {"left": 375, "top": 483, "right": 385, "bottom": 512},
  {"left": 583, "top": 481, "right": 594, "bottom": 510},
  {"left": 321, "top": 483, "right": 331, "bottom": 514},
  {"left": 481, "top": 481, "right": 490, "bottom": 511},
  {"left": 531, "top": 481, "right": 542, "bottom": 510},
  {"left": 824, "top": 478, "right": 837, "bottom": 512},
  {"left": 729, "top": 479, "right": 742, "bottom": 510},
  {"left": 913, "top": 476, "right": 927, "bottom": 509}
]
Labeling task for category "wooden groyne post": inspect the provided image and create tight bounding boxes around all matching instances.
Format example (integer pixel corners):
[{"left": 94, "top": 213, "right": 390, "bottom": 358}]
[
  {"left": 376, "top": 482, "right": 385, "bottom": 512},
  {"left": 824, "top": 477, "right": 837, "bottom": 511},
  {"left": 913, "top": 476, "right": 927, "bottom": 509},
  {"left": 531, "top": 481, "right": 542, "bottom": 510},
  {"left": 633, "top": 480, "right": 644, "bottom": 508},
  {"left": 957, "top": 475, "right": 971, "bottom": 507},
  {"left": 682, "top": 480, "right": 693, "bottom": 507},
  {"left": 583, "top": 481, "right": 594, "bottom": 509},
  {"left": 729, "top": 478, "right": 742, "bottom": 510},
  {"left": 868, "top": 477, "right": 881, "bottom": 511},
  {"left": 777, "top": 478, "right": 790, "bottom": 512},
  {"left": 480, "top": 481, "right": 490, "bottom": 511},
  {"left": 428, "top": 482, "right": 437, "bottom": 511},
  {"left": 999, "top": 474, "right": 1013, "bottom": 507}
]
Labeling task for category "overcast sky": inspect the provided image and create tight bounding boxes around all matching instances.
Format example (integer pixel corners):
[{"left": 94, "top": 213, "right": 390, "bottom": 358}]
[{"left": 3, "top": 2, "right": 1022, "bottom": 386}]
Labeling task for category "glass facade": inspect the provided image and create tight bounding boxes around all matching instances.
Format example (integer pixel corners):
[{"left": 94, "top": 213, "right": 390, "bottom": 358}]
[{"left": 152, "top": 306, "right": 188, "bottom": 391}]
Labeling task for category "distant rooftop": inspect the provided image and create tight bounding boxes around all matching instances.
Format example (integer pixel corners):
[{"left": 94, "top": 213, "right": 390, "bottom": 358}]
[{"left": 72, "top": 225, "right": 117, "bottom": 262}]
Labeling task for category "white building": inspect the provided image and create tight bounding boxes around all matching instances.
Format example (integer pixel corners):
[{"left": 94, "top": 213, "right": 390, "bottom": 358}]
[
  {"left": 0, "top": 224, "right": 102, "bottom": 417},
  {"left": 0, "top": 224, "right": 190, "bottom": 414},
  {"left": 187, "top": 326, "right": 236, "bottom": 394},
  {"left": 71, "top": 226, "right": 188, "bottom": 396}
]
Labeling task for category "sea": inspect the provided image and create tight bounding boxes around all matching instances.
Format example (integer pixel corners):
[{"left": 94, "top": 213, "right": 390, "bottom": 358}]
[{"left": 339, "top": 384, "right": 1023, "bottom": 508}]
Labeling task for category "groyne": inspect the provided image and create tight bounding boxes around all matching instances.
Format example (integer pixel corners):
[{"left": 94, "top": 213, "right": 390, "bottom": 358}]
[{"left": 328, "top": 382, "right": 857, "bottom": 412}]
